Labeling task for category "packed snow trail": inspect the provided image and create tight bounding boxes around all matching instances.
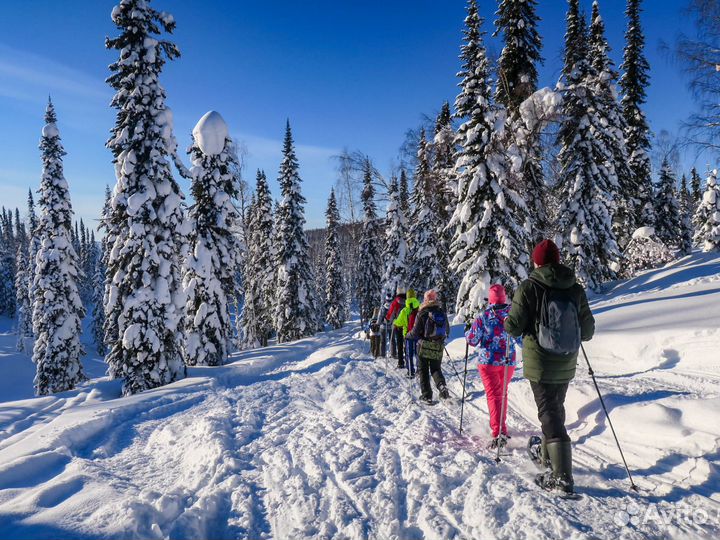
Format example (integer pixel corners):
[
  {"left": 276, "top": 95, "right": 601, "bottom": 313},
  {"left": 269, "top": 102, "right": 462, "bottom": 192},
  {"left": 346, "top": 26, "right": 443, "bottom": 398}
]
[{"left": 0, "top": 252, "right": 719, "bottom": 539}]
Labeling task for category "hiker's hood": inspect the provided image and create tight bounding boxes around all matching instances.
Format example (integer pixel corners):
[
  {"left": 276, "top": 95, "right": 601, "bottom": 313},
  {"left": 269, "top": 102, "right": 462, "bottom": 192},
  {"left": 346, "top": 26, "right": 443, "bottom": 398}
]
[
  {"left": 419, "top": 300, "right": 441, "bottom": 312},
  {"left": 530, "top": 263, "right": 577, "bottom": 290},
  {"left": 406, "top": 297, "right": 420, "bottom": 310}
]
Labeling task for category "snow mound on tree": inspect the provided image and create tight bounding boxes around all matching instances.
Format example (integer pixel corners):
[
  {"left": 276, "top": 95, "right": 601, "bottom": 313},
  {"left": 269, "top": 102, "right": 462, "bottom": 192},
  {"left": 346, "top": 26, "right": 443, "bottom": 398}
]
[
  {"left": 41, "top": 123, "right": 59, "bottom": 139},
  {"left": 192, "top": 111, "right": 228, "bottom": 156},
  {"left": 632, "top": 226, "right": 655, "bottom": 240}
]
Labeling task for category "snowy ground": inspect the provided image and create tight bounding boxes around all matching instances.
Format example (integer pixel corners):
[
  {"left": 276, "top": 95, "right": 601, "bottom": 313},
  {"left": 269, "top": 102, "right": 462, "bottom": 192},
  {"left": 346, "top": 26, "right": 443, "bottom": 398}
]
[{"left": 0, "top": 252, "right": 719, "bottom": 539}]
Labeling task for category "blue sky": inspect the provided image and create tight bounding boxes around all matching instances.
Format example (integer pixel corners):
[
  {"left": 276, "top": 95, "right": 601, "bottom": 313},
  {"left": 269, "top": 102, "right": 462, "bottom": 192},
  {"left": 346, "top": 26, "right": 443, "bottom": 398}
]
[{"left": 0, "top": 0, "right": 705, "bottom": 230}]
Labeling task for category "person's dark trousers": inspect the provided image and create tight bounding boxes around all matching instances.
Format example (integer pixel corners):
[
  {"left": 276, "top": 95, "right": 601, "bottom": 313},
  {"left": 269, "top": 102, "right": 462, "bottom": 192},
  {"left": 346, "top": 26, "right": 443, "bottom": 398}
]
[
  {"left": 370, "top": 335, "right": 381, "bottom": 358},
  {"left": 405, "top": 339, "right": 417, "bottom": 376},
  {"left": 392, "top": 327, "right": 404, "bottom": 366},
  {"left": 529, "top": 381, "right": 571, "bottom": 443},
  {"left": 418, "top": 356, "right": 447, "bottom": 400}
]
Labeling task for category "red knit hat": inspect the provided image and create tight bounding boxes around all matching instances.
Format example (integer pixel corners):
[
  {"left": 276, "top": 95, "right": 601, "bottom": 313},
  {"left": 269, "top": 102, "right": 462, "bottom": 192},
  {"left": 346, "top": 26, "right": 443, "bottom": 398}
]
[{"left": 532, "top": 239, "right": 560, "bottom": 266}]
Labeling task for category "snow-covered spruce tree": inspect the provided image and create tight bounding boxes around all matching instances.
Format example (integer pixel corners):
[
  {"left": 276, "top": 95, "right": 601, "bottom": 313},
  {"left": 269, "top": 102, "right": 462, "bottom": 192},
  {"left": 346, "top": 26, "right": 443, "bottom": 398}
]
[
  {"left": 104, "top": 1, "right": 186, "bottom": 395},
  {"left": 381, "top": 175, "right": 409, "bottom": 298},
  {"left": 398, "top": 168, "right": 411, "bottom": 221},
  {"left": 239, "top": 195, "right": 260, "bottom": 348},
  {"left": 240, "top": 170, "right": 275, "bottom": 348},
  {"left": 91, "top": 255, "right": 106, "bottom": 356},
  {"left": 182, "top": 112, "right": 241, "bottom": 366},
  {"left": 620, "top": 0, "right": 654, "bottom": 228},
  {"left": 26, "top": 189, "right": 40, "bottom": 302},
  {"left": 494, "top": 0, "right": 542, "bottom": 111},
  {"left": 325, "top": 189, "right": 345, "bottom": 329},
  {"left": 589, "top": 1, "right": 634, "bottom": 251},
  {"left": 15, "top": 243, "right": 32, "bottom": 352},
  {"left": 71, "top": 221, "right": 80, "bottom": 255},
  {"left": 432, "top": 102, "right": 458, "bottom": 303},
  {"left": 677, "top": 174, "right": 694, "bottom": 255},
  {"left": 433, "top": 102, "right": 456, "bottom": 221},
  {"left": 690, "top": 167, "right": 703, "bottom": 207},
  {"left": 357, "top": 159, "right": 383, "bottom": 321},
  {"left": 0, "top": 209, "right": 16, "bottom": 318},
  {"left": 14, "top": 209, "right": 27, "bottom": 252},
  {"left": 32, "top": 100, "right": 86, "bottom": 395},
  {"left": 693, "top": 169, "right": 720, "bottom": 252},
  {"left": 623, "top": 227, "right": 674, "bottom": 278},
  {"left": 653, "top": 158, "right": 682, "bottom": 250},
  {"left": 554, "top": 0, "right": 620, "bottom": 291},
  {"left": 274, "top": 121, "right": 318, "bottom": 342},
  {"left": 93, "top": 186, "right": 111, "bottom": 357},
  {"left": 409, "top": 130, "right": 444, "bottom": 294},
  {"left": 449, "top": 0, "right": 530, "bottom": 322},
  {"left": 494, "top": 0, "right": 547, "bottom": 239}
]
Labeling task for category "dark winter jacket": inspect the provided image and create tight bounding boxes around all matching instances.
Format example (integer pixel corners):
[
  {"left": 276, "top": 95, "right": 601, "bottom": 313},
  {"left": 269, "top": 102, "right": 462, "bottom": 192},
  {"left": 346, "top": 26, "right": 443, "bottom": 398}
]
[
  {"left": 406, "top": 302, "right": 450, "bottom": 342},
  {"left": 505, "top": 263, "right": 595, "bottom": 384}
]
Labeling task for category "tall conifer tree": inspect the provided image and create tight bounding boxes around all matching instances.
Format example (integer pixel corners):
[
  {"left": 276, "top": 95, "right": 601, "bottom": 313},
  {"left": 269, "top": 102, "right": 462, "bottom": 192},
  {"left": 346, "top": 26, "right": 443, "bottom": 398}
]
[
  {"left": 241, "top": 170, "right": 275, "bottom": 348},
  {"left": 104, "top": 0, "right": 186, "bottom": 394},
  {"left": 32, "top": 100, "right": 86, "bottom": 395},
  {"left": 555, "top": 0, "right": 620, "bottom": 291},
  {"left": 357, "top": 159, "right": 383, "bottom": 322},
  {"left": 620, "top": 0, "right": 654, "bottom": 227},
  {"left": 432, "top": 103, "right": 457, "bottom": 302},
  {"left": 182, "top": 112, "right": 241, "bottom": 366},
  {"left": 494, "top": 0, "right": 547, "bottom": 239},
  {"left": 325, "top": 189, "right": 345, "bottom": 329},
  {"left": 409, "top": 130, "right": 444, "bottom": 294},
  {"left": 274, "top": 122, "right": 318, "bottom": 342},
  {"left": 589, "top": 1, "right": 634, "bottom": 249},
  {"left": 653, "top": 158, "right": 682, "bottom": 250},
  {"left": 450, "top": 0, "right": 530, "bottom": 321},
  {"left": 693, "top": 169, "right": 720, "bottom": 252}
]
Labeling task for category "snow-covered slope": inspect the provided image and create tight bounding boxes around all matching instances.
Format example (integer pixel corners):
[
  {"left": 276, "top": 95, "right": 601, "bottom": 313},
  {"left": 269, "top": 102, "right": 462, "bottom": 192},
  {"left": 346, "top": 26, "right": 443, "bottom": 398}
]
[{"left": 0, "top": 253, "right": 718, "bottom": 539}]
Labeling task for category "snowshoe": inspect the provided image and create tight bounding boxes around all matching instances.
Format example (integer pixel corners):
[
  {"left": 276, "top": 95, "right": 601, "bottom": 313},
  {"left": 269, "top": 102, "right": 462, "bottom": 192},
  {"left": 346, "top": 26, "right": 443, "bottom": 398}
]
[
  {"left": 419, "top": 396, "right": 437, "bottom": 406},
  {"left": 527, "top": 435, "right": 546, "bottom": 470},
  {"left": 487, "top": 434, "right": 508, "bottom": 451},
  {"left": 534, "top": 473, "right": 581, "bottom": 499},
  {"left": 438, "top": 386, "right": 450, "bottom": 400},
  {"left": 405, "top": 372, "right": 416, "bottom": 379}
]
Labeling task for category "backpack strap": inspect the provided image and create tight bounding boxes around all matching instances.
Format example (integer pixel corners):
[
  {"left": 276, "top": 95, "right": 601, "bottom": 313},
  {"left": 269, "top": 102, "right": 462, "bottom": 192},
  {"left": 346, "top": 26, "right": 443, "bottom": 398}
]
[{"left": 527, "top": 277, "right": 549, "bottom": 334}]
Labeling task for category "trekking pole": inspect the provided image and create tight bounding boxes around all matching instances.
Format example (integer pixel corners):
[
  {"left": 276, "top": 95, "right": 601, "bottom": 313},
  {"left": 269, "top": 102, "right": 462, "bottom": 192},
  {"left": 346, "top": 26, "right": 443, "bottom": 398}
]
[
  {"left": 495, "top": 338, "right": 512, "bottom": 464},
  {"left": 581, "top": 344, "right": 639, "bottom": 492},
  {"left": 444, "top": 347, "right": 466, "bottom": 386},
  {"left": 459, "top": 341, "right": 470, "bottom": 434}
]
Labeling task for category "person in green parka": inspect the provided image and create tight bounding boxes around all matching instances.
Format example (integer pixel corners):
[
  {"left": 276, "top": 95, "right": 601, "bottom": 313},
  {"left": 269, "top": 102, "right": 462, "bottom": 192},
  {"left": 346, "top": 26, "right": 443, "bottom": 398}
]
[
  {"left": 394, "top": 288, "right": 420, "bottom": 374},
  {"left": 505, "top": 239, "right": 595, "bottom": 495}
]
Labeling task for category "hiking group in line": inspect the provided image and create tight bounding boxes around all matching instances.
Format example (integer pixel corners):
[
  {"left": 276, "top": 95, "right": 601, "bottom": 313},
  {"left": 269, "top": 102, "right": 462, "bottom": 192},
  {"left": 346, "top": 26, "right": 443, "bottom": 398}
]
[{"left": 366, "top": 239, "right": 595, "bottom": 496}]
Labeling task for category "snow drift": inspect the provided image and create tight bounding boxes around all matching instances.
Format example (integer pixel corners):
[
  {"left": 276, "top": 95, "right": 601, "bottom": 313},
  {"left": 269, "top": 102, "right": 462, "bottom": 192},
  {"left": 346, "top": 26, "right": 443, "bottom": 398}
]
[{"left": 0, "top": 252, "right": 718, "bottom": 539}]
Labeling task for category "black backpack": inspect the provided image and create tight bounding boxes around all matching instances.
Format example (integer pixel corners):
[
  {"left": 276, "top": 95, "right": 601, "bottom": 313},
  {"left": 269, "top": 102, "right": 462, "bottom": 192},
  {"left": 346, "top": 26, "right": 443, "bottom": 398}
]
[
  {"left": 423, "top": 309, "right": 448, "bottom": 342},
  {"left": 529, "top": 278, "right": 581, "bottom": 355}
]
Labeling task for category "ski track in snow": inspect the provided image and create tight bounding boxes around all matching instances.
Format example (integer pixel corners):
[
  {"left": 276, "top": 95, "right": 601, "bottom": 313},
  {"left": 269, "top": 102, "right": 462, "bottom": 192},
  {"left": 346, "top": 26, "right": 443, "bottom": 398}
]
[{"left": 0, "top": 253, "right": 719, "bottom": 539}]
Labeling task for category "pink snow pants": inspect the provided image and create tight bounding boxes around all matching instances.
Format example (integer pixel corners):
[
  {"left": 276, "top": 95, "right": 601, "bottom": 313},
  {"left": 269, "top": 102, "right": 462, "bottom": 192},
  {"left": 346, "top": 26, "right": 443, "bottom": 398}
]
[{"left": 478, "top": 364, "right": 515, "bottom": 438}]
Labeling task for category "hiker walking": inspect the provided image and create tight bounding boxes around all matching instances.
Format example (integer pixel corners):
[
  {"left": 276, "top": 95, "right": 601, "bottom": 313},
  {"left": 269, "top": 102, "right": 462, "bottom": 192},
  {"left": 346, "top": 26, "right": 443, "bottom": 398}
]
[
  {"left": 377, "top": 292, "right": 393, "bottom": 357},
  {"left": 406, "top": 289, "right": 450, "bottom": 403},
  {"left": 369, "top": 307, "right": 383, "bottom": 359},
  {"left": 394, "top": 288, "right": 420, "bottom": 371},
  {"left": 505, "top": 239, "right": 595, "bottom": 495},
  {"left": 465, "top": 284, "right": 518, "bottom": 450},
  {"left": 385, "top": 287, "right": 407, "bottom": 367}
]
